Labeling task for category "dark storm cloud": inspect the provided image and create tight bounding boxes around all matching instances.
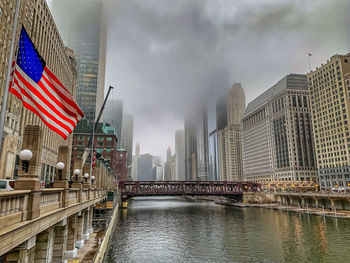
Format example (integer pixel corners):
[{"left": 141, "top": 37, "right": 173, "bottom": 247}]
[{"left": 102, "top": 0, "right": 349, "bottom": 158}]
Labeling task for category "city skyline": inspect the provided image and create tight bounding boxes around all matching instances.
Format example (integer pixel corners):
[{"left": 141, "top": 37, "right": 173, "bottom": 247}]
[
  {"left": 1, "top": 1, "right": 350, "bottom": 262},
  {"left": 47, "top": 0, "right": 350, "bottom": 160},
  {"left": 103, "top": 0, "right": 349, "bottom": 160}
]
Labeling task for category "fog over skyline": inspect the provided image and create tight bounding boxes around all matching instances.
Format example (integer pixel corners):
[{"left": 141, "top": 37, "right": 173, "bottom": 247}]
[{"left": 50, "top": 0, "right": 350, "bottom": 160}]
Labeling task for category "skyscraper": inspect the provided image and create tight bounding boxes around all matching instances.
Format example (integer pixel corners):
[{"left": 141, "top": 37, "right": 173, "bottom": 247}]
[
  {"left": 227, "top": 83, "right": 246, "bottom": 125},
  {"left": 170, "top": 155, "right": 176, "bottom": 180},
  {"left": 121, "top": 113, "right": 134, "bottom": 176},
  {"left": 175, "top": 130, "right": 186, "bottom": 181},
  {"left": 208, "top": 99, "right": 220, "bottom": 181},
  {"left": 307, "top": 53, "right": 350, "bottom": 190},
  {"left": 209, "top": 130, "right": 220, "bottom": 181},
  {"left": 196, "top": 108, "right": 209, "bottom": 181},
  {"left": 217, "top": 83, "right": 246, "bottom": 181},
  {"left": 104, "top": 100, "right": 123, "bottom": 149},
  {"left": 216, "top": 96, "right": 228, "bottom": 181},
  {"left": 132, "top": 142, "right": 140, "bottom": 180},
  {"left": 155, "top": 165, "right": 164, "bottom": 181},
  {"left": 51, "top": 0, "right": 106, "bottom": 121},
  {"left": 216, "top": 96, "right": 228, "bottom": 130},
  {"left": 241, "top": 74, "right": 317, "bottom": 183},
  {"left": 164, "top": 146, "right": 172, "bottom": 180},
  {"left": 184, "top": 114, "right": 197, "bottom": 180},
  {"left": 152, "top": 156, "right": 162, "bottom": 166},
  {"left": 137, "top": 154, "right": 154, "bottom": 181}
]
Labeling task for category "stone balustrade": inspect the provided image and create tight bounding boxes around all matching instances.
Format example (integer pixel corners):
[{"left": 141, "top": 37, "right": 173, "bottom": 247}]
[
  {"left": 40, "top": 189, "right": 63, "bottom": 214},
  {"left": 0, "top": 125, "right": 116, "bottom": 261},
  {"left": 0, "top": 188, "right": 107, "bottom": 237},
  {"left": 0, "top": 190, "right": 31, "bottom": 227},
  {"left": 68, "top": 189, "right": 79, "bottom": 206}
]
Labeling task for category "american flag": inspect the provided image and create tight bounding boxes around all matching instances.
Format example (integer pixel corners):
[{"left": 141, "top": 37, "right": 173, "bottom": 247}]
[{"left": 9, "top": 27, "right": 83, "bottom": 139}]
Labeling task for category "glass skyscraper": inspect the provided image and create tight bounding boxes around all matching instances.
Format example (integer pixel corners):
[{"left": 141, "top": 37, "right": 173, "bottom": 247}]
[{"left": 50, "top": 0, "right": 106, "bottom": 121}]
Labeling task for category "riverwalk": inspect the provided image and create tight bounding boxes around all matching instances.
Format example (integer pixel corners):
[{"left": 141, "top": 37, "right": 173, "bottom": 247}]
[{"left": 217, "top": 201, "right": 350, "bottom": 219}]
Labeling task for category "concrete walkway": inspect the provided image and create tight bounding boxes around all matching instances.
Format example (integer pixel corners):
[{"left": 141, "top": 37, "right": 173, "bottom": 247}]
[{"left": 67, "top": 230, "right": 104, "bottom": 263}]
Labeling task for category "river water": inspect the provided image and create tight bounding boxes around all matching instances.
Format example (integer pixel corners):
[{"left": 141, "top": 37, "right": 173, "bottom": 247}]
[{"left": 104, "top": 197, "right": 350, "bottom": 263}]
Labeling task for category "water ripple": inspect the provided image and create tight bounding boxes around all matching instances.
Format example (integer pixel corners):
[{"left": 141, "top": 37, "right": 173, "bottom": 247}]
[{"left": 104, "top": 197, "right": 350, "bottom": 263}]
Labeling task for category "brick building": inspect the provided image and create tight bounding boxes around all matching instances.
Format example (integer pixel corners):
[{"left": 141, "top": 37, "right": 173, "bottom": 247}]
[
  {"left": 71, "top": 120, "right": 118, "bottom": 177},
  {"left": 115, "top": 149, "right": 127, "bottom": 181}
]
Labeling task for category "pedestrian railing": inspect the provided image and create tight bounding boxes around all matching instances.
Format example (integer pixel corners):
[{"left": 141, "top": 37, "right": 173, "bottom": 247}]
[{"left": 0, "top": 188, "right": 107, "bottom": 230}]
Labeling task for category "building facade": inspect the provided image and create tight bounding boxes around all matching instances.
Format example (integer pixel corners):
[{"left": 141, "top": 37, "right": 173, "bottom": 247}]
[
  {"left": 242, "top": 74, "right": 317, "bottom": 183},
  {"left": 175, "top": 130, "right": 186, "bottom": 181},
  {"left": 137, "top": 153, "right": 154, "bottom": 181},
  {"left": 132, "top": 142, "right": 140, "bottom": 181},
  {"left": 216, "top": 83, "right": 245, "bottom": 181},
  {"left": 51, "top": 0, "right": 106, "bottom": 121},
  {"left": 227, "top": 83, "right": 246, "bottom": 126},
  {"left": 196, "top": 108, "right": 209, "bottom": 181},
  {"left": 163, "top": 146, "right": 172, "bottom": 180},
  {"left": 217, "top": 129, "right": 227, "bottom": 180},
  {"left": 170, "top": 155, "right": 176, "bottom": 180},
  {"left": 184, "top": 114, "right": 197, "bottom": 180},
  {"left": 71, "top": 121, "right": 118, "bottom": 177},
  {"left": 155, "top": 165, "right": 163, "bottom": 180},
  {"left": 104, "top": 99, "right": 123, "bottom": 149},
  {"left": 224, "top": 124, "right": 243, "bottom": 181},
  {"left": 0, "top": 0, "right": 78, "bottom": 181},
  {"left": 115, "top": 149, "right": 127, "bottom": 181},
  {"left": 307, "top": 53, "right": 350, "bottom": 190},
  {"left": 121, "top": 113, "right": 133, "bottom": 177},
  {"left": 216, "top": 96, "right": 228, "bottom": 181}
]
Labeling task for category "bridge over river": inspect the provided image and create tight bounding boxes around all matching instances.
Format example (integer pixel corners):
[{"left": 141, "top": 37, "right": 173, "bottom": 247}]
[{"left": 119, "top": 181, "right": 262, "bottom": 200}]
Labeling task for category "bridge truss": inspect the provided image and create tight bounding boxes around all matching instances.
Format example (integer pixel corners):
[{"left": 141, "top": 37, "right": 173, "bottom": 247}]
[
  {"left": 119, "top": 181, "right": 261, "bottom": 197},
  {"left": 262, "top": 180, "right": 317, "bottom": 192}
]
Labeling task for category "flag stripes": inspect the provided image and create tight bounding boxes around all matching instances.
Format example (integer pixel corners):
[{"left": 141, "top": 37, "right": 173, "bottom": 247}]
[
  {"left": 10, "top": 64, "right": 81, "bottom": 139},
  {"left": 8, "top": 27, "right": 83, "bottom": 140}
]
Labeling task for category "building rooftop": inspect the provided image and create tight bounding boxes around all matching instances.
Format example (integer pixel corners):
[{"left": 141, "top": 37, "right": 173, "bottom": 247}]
[
  {"left": 244, "top": 74, "right": 307, "bottom": 116},
  {"left": 74, "top": 119, "right": 118, "bottom": 141}
]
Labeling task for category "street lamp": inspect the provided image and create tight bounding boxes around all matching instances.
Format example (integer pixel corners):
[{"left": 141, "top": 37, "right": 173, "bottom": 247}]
[
  {"left": 19, "top": 149, "right": 33, "bottom": 172},
  {"left": 91, "top": 175, "right": 95, "bottom": 184},
  {"left": 84, "top": 173, "right": 89, "bottom": 183},
  {"left": 74, "top": 169, "right": 80, "bottom": 181},
  {"left": 56, "top": 162, "right": 65, "bottom": 180}
]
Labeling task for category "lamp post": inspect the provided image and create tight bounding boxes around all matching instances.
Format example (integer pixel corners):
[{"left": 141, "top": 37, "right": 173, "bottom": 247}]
[
  {"left": 74, "top": 169, "right": 80, "bottom": 182},
  {"left": 84, "top": 173, "right": 89, "bottom": 184},
  {"left": 19, "top": 149, "right": 33, "bottom": 173},
  {"left": 56, "top": 162, "right": 65, "bottom": 180},
  {"left": 91, "top": 176, "right": 95, "bottom": 184}
]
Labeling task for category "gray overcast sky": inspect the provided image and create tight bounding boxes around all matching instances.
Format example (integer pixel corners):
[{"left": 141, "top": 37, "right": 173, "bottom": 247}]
[{"left": 51, "top": 0, "right": 350, "bottom": 160}]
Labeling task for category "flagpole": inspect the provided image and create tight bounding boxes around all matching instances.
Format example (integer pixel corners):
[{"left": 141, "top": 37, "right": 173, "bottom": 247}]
[
  {"left": 308, "top": 53, "right": 312, "bottom": 71},
  {"left": 0, "top": 0, "right": 21, "bottom": 152},
  {"left": 89, "top": 120, "right": 95, "bottom": 183}
]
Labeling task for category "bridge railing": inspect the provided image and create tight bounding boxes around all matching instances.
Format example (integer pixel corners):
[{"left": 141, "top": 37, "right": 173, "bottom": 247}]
[
  {"left": 274, "top": 191, "right": 350, "bottom": 198},
  {"left": 0, "top": 188, "right": 107, "bottom": 230},
  {"left": 0, "top": 190, "right": 31, "bottom": 228}
]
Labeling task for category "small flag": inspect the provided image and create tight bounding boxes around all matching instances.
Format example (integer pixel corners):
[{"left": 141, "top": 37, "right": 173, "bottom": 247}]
[
  {"left": 92, "top": 151, "right": 96, "bottom": 170},
  {"left": 10, "top": 27, "right": 84, "bottom": 139}
]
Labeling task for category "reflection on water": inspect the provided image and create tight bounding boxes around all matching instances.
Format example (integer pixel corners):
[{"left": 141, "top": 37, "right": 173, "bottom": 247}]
[{"left": 104, "top": 197, "right": 350, "bottom": 263}]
